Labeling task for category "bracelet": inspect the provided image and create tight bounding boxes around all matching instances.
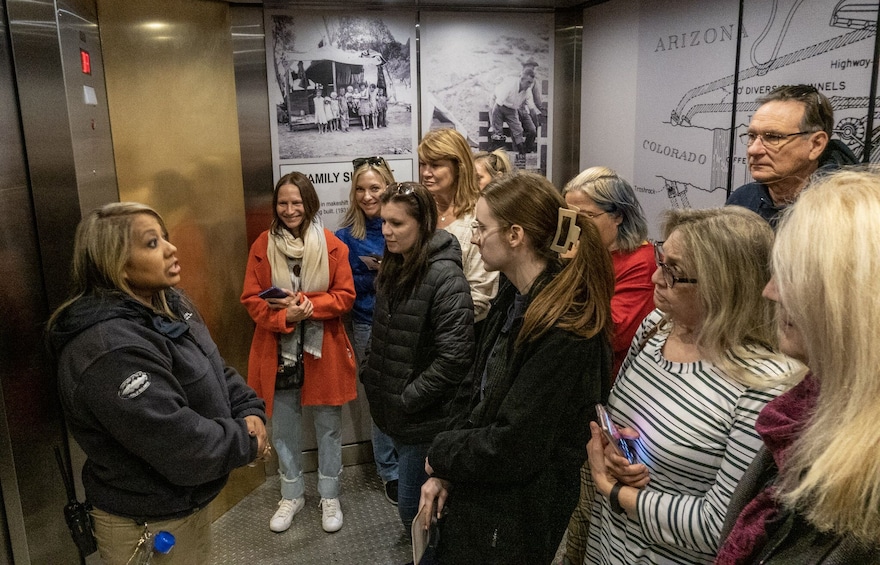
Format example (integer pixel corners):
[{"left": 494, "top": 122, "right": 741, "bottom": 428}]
[{"left": 609, "top": 482, "right": 626, "bottom": 515}]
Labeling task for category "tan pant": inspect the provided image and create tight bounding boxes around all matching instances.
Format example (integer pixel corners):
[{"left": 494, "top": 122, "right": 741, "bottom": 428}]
[
  {"left": 91, "top": 506, "right": 212, "bottom": 565},
  {"left": 564, "top": 460, "right": 596, "bottom": 564}
]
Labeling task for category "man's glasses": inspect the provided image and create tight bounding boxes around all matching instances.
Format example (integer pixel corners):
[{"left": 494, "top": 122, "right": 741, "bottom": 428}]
[
  {"left": 653, "top": 241, "right": 697, "bottom": 288},
  {"left": 738, "top": 131, "right": 814, "bottom": 147},
  {"left": 352, "top": 156, "right": 388, "bottom": 170}
]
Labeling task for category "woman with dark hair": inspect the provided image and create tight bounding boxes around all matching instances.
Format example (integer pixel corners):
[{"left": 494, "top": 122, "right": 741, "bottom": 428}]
[
  {"left": 360, "top": 182, "right": 475, "bottom": 530},
  {"left": 242, "top": 172, "right": 357, "bottom": 535},
  {"left": 418, "top": 171, "right": 615, "bottom": 564},
  {"left": 47, "top": 202, "right": 267, "bottom": 564}
]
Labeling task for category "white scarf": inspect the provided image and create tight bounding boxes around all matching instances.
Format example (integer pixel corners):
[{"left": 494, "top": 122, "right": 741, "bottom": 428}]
[{"left": 268, "top": 221, "right": 329, "bottom": 361}]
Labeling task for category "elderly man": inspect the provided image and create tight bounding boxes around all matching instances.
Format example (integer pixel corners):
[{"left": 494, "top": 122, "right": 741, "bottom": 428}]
[
  {"left": 489, "top": 67, "right": 539, "bottom": 155},
  {"left": 727, "top": 84, "right": 857, "bottom": 227}
]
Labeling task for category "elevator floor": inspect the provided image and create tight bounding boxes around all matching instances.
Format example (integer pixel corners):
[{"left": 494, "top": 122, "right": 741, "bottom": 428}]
[
  {"left": 211, "top": 463, "right": 411, "bottom": 564},
  {"left": 211, "top": 462, "right": 569, "bottom": 564}
]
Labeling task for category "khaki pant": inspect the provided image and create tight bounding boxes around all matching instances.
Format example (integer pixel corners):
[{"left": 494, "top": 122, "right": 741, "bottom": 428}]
[{"left": 91, "top": 506, "right": 212, "bottom": 565}]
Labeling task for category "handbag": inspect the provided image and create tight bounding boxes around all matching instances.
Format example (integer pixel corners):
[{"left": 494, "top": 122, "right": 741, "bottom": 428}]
[{"left": 275, "top": 323, "right": 305, "bottom": 390}]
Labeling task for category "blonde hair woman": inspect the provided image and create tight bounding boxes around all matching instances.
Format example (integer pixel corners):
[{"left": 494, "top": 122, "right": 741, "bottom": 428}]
[
  {"left": 717, "top": 169, "right": 880, "bottom": 564},
  {"left": 585, "top": 207, "right": 797, "bottom": 565},
  {"left": 47, "top": 203, "right": 267, "bottom": 564},
  {"left": 473, "top": 148, "right": 513, "bottom": 191},
  {"left": 334, "top": 156, "right": 400, "bottom": 504},
  {"left": 418, "top": 128, "right": 498, "bottom": 321}
]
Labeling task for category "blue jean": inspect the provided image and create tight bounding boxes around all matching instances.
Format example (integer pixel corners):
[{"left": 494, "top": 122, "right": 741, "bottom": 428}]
[
  {"left": 272, "top": 388, "right": 341, "bottom": 500},
  {"left": 352, "top": 320, "right": 399, "bottom": 483},
  {"left": 393, "top": 440, "right": 431, "bottom": 529}
]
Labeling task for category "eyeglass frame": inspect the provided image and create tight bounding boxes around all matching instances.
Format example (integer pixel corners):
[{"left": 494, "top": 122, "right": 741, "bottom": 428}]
[
  {"left": 738, "top": 130, "right": 816, "bottom": 148},
  {"left": 653, "top": 241, "right": 697, "bottom": 288},
  {"left": 469, "top": 220, "right": 507, "bottom": 239},
  {"left": 352, "top": 156, "right": 388, "bottom": 170}
]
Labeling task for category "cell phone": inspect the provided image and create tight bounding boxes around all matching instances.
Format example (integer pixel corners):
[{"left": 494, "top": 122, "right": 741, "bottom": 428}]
[
  {"left": 258, "top": 286, "right": 288, "bottom": 300},
  {"left": 596, "top": 404, "right": 638, "bottom": 464},
  {"left": 359, "top": 254, "right": 382, "bottom": 271}
]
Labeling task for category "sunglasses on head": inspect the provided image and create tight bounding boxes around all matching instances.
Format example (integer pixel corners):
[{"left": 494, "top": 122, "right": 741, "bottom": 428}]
[{"left": 352, "top": 156, "right": 388, "bottom": 170}]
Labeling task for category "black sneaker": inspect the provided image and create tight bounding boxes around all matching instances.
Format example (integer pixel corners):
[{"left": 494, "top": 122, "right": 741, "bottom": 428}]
[{"left": 384, "top": 479, "right": 399, "bottom": 506}]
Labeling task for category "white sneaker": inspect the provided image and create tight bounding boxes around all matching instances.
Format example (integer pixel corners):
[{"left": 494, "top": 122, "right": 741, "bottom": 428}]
[
  {"left": 269, "top": 497, "right": 305, "bottom": 532},
  {"left": 320, "top": 497, "right": 343, "bottom": 533}
]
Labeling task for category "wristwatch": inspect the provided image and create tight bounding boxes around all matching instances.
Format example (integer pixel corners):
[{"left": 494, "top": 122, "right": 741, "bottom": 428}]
[{"left": 609, "top": 482, "right": 626, "bottom": 515}]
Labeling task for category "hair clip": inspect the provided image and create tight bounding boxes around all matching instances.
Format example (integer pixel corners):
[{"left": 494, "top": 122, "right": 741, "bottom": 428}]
[{"left": 550, "top": 206, "right": 581, "bottom": 254}]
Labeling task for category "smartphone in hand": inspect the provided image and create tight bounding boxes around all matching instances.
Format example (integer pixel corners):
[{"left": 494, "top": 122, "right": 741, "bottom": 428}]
[
  {"left": 258, "top": 286, "right": 288, "bottom": 300},
  {"left": 596, "top": 404, "right": 638, "bottom": 464}
]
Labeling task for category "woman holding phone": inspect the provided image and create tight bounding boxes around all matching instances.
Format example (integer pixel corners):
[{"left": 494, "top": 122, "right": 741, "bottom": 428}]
[
  {"left": 584, "top": 207, "right": 797, "bottom": 565},
  {"left": 242, "top": 172, "right": 356, "bottom": 535}
]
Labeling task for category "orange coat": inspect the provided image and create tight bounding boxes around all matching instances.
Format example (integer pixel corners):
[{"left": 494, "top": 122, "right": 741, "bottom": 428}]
[{"left": 242, "top": 229, "right": 357, "bottom": 416}]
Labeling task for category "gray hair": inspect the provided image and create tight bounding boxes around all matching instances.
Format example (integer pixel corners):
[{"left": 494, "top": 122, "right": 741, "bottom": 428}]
[{"left": 562, "top": 166, "right": 648, "bottom": 252}]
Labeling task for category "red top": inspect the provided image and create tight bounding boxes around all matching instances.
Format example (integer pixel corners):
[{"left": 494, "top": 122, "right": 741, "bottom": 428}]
[{"left": 610, "top": 243, "right": 656, "bottom": 380}]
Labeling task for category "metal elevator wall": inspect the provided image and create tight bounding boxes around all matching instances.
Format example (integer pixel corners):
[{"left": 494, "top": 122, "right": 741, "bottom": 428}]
[{"left": 2, "top": 0, "right": 117, "bottom": 561}]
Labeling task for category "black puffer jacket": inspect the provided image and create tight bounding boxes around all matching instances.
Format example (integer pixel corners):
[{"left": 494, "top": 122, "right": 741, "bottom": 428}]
[{"left": 361, "top": 229, "right": 475, "bottom": 444}]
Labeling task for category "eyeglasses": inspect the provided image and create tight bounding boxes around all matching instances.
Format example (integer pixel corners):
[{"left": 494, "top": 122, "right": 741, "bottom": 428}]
[
  {"left": 578, "top": 210, "right": 608, "bottom": 220},
  {"left": 352, "top": 156, "right": 388, "bottom": 170},
  {"left": 738, "top": 131, "right": 814, "bottom": 147},
  {"left": 470, "top": 221, "right": 505, "bottom": 238},
  {"left": 653, "top": 241, "right": 697, "bottom": 288}
]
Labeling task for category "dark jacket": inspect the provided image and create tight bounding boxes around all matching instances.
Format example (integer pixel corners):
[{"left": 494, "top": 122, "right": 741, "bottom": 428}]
[
  {"left": 726, "top": 139, "right": 859, "bottom": 228},
  {"left": 48, "top": 290, "right": 266, "bottom": 522},
  {"left": 361, "top": 229, "right": 475, "bottom": 444},
  {"left": 428, "top": 266, "right": 612, "bottom": 564},
  {"left": 721, "top": 447, "right": 880, "bottom": 565}
]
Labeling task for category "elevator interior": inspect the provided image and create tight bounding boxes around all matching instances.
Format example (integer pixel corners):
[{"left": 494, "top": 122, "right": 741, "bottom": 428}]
[{"left": 0, "top": 0, "right": 585, "bottom": 562}]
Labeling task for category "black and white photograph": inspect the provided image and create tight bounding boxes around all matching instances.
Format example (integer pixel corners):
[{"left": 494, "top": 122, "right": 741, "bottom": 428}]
[
  {"left": 265, "top": 12, "right": 417, "bottom": 162},
  {"left": 419, "top": 12, "right": 553, "bottom": 176}
]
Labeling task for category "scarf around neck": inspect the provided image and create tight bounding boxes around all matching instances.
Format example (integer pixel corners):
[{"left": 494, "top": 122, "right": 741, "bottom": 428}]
[
  {"left": 715, "top": 373, "right": 819, "bottom": 565},
  {"left": 268, "top": 221, "right": 329, "bottom": 360}
]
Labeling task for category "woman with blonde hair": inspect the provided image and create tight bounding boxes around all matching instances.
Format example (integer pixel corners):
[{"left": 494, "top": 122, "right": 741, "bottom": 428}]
[
  {"left": 473, "top": 148, "right": 514, "bottom": 191},
  {"left": 335, "top": 156, "right": 400, "bottom": 504},
  {"left": 418, "top": 128, "right": 498, "bottom": 321},
  {"left": 585, "top": 206, "right": 797, "bottom": 565},
  {"left": 419, "top": 172, "right": 614, "bottom": 563},
  {"left": 47, "top": 202, "right": 268, "bottom": 564},
  {"left": 717, "top": 169, "right": 880, "bottom": 564}
]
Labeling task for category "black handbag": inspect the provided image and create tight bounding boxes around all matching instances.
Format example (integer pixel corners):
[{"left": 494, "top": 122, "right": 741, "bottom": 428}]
[{"left": 275, "top": 323, "right": 305, "bottom": 390}]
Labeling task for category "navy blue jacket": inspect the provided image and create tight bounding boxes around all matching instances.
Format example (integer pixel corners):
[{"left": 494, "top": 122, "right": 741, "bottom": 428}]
[{"left": 48, "top": 290, "right": 265, "bottom": 521}]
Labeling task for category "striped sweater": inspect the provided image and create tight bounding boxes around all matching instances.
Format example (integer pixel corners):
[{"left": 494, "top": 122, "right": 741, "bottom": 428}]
[{"left": 586, "top": 310, "right": 794, "bottom": 565}]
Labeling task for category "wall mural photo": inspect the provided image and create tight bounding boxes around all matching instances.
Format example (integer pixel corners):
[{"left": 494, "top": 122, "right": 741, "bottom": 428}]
[
  {"left": 419, "top": 12, "right": 553, "bottom": 177},
  {"left": 264, "top": 10, "right": 418, "bottom": 228},
  {"left": 630, "top": 0, "right": 876, "bottom": 236}
]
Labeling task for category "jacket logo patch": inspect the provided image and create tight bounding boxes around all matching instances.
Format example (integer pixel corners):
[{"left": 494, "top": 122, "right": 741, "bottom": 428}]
[{"left": 118, "top": 371, "right": 150, "bottom": 399}]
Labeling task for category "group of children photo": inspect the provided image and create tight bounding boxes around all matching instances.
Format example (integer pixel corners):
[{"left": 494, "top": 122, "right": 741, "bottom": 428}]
[{"left": 313, "top": 83, "right": 388, "bottom": 134}]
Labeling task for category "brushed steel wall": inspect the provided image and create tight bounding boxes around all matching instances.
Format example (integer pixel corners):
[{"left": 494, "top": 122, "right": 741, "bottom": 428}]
[
  {"left": 94, "top": 0, "right": 266, "bottom": 515},
  {"left": 3, "top": 0, "right": 116, "bottom": 560},
  {"left": 230, "top": 6, "right": 375, "bottom": 471}
]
